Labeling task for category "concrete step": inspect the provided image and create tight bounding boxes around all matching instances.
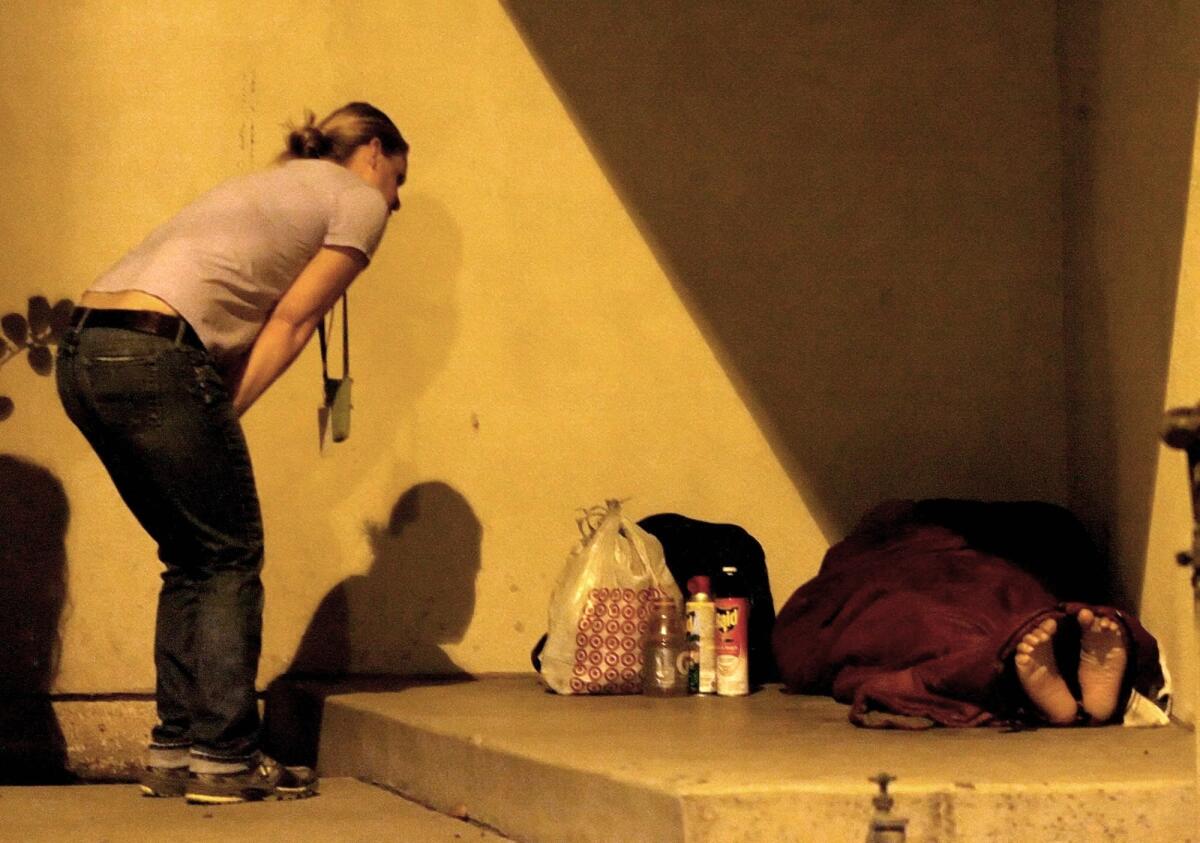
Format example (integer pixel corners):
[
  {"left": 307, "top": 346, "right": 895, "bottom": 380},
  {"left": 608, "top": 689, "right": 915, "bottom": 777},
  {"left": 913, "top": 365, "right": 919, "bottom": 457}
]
[
  {"left": 310, "top": 674, "right": 1196, "bottom": 843},
  {"left": 0, "top": 778, "right": 512, "bottom": 842}
]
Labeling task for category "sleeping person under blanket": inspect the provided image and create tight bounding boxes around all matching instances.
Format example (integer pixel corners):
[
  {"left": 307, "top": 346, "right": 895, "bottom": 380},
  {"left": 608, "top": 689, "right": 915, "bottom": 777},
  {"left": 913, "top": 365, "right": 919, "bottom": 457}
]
[{"left": 771, "top": 499, "right": 1169, "bottom": 729}]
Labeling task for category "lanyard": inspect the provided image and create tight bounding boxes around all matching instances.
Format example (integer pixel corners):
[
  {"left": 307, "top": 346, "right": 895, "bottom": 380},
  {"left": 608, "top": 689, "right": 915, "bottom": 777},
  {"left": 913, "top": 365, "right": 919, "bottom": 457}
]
[{"left": 317, "top": 293, "right": 349, "bottom": 395}]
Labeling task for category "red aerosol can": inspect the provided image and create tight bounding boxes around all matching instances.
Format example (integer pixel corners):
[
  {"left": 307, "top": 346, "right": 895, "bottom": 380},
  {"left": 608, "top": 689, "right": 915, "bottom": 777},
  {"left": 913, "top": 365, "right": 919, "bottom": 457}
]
[{"left": 713, "top": 565, "right": 750, "bottom": 696}]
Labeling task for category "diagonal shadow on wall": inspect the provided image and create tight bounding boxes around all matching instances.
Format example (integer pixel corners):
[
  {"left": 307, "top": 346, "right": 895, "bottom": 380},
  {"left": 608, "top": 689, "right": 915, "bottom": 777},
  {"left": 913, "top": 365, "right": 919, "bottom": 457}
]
[
  {"left": 0, "top": 454, "right": 72, "bottom": 783},
  {"left": 501, "top": 2, "right": 1077, "bottom": 539},
  {"left": 1057, "top": 1, "right": 1200, "bottom": 607}
]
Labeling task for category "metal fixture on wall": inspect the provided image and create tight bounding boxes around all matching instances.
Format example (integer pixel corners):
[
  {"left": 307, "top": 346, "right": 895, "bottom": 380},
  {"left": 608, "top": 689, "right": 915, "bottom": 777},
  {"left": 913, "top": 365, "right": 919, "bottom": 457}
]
[
  {"left": 864, "top": 772, "right": 907, "bottom": 843},
  {"left": 1160, "top": 406, "right": 1200, "bottom": 594},
  {"left": 1158, "top": 404, "right": 1200, "bottom": 807}
]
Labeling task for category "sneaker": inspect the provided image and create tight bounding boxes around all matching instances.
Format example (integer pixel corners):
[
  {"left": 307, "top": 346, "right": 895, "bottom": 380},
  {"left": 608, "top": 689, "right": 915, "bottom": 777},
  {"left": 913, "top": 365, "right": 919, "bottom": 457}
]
[
  {"left": 185, "top": 755, "right": 318, "bottom": 804},
  {"left": 140, "top": 765, "right": 189, "bottom": 798}
]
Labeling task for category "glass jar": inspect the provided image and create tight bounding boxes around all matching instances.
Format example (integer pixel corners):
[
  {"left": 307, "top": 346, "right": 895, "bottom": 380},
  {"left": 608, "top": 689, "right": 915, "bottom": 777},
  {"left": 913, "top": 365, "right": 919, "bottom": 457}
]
[{"left": 642, "top": 598, "right": 688, "bottom": 696}]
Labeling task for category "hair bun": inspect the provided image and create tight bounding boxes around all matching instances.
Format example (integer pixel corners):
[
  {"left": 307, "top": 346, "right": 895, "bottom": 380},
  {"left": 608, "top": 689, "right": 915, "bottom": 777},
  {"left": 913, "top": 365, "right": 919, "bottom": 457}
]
[
  {"left": 286, "top": 124, "right": 331, "bottom": 159},
  {"left": 279, "top": 103, "right": 406, "bottom": 164}
]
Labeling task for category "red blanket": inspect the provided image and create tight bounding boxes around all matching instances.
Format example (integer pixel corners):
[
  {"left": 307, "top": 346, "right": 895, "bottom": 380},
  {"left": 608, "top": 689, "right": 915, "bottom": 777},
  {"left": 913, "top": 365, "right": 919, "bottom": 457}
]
[{"left": 772, "top": 502, "right": 1163, "bottom": 728}]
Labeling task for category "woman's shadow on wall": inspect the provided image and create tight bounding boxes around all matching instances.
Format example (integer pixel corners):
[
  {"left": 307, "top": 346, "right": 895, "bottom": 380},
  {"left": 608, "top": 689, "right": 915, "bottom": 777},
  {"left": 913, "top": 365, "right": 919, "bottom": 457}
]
[
  {"left": 0, "top": 454, "right": 72, "bottom": 783},
  {"left": 265, "top": 481, "right": 481, "bottom": 766}
]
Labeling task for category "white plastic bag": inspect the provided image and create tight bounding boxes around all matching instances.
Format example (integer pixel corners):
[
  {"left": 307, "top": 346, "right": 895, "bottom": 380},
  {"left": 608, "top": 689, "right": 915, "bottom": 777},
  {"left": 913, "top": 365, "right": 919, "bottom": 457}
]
[{"left": 540, "top": 500, "right": 683, "bottom": 694}]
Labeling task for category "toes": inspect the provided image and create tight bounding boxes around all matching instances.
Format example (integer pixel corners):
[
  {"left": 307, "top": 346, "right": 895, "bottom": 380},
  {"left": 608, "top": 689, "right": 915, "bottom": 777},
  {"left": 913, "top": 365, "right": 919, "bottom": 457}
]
[
  {"left": 1022, "top": 624, "right": 1054, "bottom": 648},
  {"left": 1080, "top": 611, "right": 1125, "bottom": 641},
  {"left": 1039, "top": 618, "right": 1058, "bottom": 635}
]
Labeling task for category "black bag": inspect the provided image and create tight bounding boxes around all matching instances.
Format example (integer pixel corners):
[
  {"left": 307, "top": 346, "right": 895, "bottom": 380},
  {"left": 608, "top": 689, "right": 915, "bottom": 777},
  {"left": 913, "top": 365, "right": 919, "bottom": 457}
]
[
  {"left": 530, "top": 513, "right": 778, "bottom": 687},
  {"left": 638, "top": 513, "right": 778, "bottom": 686}
]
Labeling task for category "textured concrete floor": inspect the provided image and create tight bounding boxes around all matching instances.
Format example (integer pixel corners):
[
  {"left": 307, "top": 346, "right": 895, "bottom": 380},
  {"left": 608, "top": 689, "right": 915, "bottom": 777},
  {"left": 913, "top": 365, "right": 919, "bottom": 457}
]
[
  {"left": 7, "top": 675, "right": 1196, "bottom": 842},
  {"left": 316, "top": 675, "right": 1197, "bottom": 843},
  {"left": 0, "top": 777, "right": 512, "bottom": 842}
]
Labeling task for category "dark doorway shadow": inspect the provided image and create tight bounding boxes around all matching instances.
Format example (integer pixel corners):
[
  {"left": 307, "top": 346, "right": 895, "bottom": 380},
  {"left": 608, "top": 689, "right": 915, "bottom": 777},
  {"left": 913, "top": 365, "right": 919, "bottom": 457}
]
[
  {"left": 501, "top": 3, "right": 1072, "bottom": 537},
  {"left": 265, "top": 481, "right": 482, "bottom": 765},
  {"left": 0, "top": 454, "right": 73, "bottom": 783}
]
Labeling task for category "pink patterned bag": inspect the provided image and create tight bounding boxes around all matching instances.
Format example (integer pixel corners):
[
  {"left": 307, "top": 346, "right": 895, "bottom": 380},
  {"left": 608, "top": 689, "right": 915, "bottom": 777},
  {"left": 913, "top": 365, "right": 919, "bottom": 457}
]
[{"left": 540, "top": 501, "right": 683, "bottom": 694}]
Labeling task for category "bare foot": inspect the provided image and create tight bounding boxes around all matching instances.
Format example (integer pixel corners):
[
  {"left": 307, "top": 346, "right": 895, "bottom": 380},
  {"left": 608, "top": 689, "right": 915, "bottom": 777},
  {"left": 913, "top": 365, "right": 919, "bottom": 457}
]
[
  {"left": 1014, "top": 618, "right": 1078, "bottom": 725},
  {"left": 1077, "top": 608, "right": 1127, "bottom": 723}
]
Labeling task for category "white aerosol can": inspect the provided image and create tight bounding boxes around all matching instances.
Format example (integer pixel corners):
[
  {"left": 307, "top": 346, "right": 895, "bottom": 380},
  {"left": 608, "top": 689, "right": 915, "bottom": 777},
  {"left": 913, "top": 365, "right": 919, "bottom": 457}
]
[{"left": 685, "top": 575, "right": 717, "bottom": 694}]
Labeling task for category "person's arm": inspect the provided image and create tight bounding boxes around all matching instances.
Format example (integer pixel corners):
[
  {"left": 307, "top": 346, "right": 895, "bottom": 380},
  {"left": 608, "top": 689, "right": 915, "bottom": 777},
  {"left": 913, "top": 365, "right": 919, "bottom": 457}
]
[{"left": 230, "top": 245, "right": 368, "bottom": 416}]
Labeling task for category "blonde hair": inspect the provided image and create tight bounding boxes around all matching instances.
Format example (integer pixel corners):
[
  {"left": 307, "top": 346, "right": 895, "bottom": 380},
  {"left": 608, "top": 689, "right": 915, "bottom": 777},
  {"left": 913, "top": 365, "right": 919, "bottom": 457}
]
[{"left": 281, "top": 102, "right": 408, "bottom": 163}]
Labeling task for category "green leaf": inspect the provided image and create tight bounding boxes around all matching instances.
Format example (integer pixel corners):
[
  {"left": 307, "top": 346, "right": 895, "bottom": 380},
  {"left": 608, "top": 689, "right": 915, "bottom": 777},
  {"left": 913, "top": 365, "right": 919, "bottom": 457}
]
[
  {"left": 28, "top": 345, "right": 53, "bottom": 376},
  {"left": 1, "top": 313, "right": 28, "bottom": 347},
  {"left": 27, "top": 296, "right": 52, "bottom": 341},
  {"left": 0, "top": 396, "right": 12, "bottom": 422}
]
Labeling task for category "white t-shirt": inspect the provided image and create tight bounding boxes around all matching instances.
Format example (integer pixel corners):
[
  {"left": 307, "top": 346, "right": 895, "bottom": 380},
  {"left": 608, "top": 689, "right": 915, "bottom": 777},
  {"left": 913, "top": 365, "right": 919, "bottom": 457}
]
[{"left": 89, "top": 158, "right": 389, "bottom": 372}]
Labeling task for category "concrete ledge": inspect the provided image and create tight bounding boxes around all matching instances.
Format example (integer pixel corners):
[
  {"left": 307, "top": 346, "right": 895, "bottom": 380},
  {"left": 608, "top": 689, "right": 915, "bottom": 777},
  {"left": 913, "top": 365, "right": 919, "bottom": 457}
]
[
  {"left": 0, "top": 696, "right": 154, "bottom": 783},
  {"left": 55, "top": 698, "right": 153, "bottom": 781},
  {"left": 314, "top": 674, "right": 1197, "bottom": 843}
]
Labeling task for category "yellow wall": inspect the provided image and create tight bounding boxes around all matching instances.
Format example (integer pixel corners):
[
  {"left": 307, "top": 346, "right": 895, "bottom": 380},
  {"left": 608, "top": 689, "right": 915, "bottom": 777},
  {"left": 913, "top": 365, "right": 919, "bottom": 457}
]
[
  {"left": 1059, "top": 0, "right": 1200, "bottom": 723},
  {"left": 1142, "top": 93, "right": 1200, "bottom": 727},
  {"left": 1, "top": 1, "right": 826, "bottom": 694},
  {"left": 5, "top": 1, "right": 1157, "bottom": 713},
  {"left": 1144, "top": 162, "right": 1200, "bottom": 728}
]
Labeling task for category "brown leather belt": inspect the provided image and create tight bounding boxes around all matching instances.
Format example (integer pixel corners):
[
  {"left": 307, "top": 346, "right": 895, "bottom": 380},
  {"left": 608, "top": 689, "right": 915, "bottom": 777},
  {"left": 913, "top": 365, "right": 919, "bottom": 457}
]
[{"left": 69, "top": 307, "right": 205, "bottom": 350}]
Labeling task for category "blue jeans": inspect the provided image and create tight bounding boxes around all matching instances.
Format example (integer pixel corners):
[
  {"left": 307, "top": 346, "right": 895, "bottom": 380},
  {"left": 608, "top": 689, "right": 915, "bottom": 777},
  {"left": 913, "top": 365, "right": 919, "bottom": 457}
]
[{"left": 56, "top": 323, "right": 264, "bottom": 761}]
